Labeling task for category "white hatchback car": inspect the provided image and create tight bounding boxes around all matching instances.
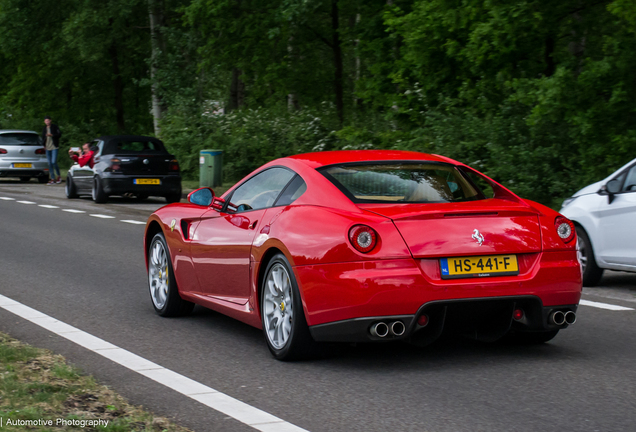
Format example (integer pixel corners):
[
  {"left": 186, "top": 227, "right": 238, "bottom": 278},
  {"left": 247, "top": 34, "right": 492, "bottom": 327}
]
[
  {"left": 0, "top": 130, "right": 49, "bottom": 183},
  {"left": 561, "top": 157, "right": 636, "bottom": 286}
]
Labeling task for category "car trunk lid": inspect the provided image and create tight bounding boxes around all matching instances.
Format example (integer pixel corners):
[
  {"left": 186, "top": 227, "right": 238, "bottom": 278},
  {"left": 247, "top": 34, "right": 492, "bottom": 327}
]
[
  {"left": 112, "top": 154, "right": 173, "bottom": 176},
  {"left": 2, "top": 146, "right": 42, "bottom": 162},
  {"left": 359, "top": 199, "right": 542, "bottom": 258}
]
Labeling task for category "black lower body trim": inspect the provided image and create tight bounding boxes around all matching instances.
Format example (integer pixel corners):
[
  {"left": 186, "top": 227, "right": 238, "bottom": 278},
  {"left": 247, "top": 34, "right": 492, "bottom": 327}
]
[{"left": 308, "top": 296, "right": 578, "bottom": 344}]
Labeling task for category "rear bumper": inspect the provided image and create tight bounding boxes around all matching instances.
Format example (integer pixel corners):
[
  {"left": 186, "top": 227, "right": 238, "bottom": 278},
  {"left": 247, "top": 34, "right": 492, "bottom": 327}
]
[
  {"left": 0, "top": 161, "right": 49, "bottom": 177},
  {"left": 101, "top": 174, "right": 181, "bottom": 196},
  {"left": 297, "top": 250, "right": 582, "bottom": 342},
  {"left": 309, "top": 297, "right": 578, "bottom": 343},
  {"left": 0, "top": 169, "right": 48, "bottom": 178}
]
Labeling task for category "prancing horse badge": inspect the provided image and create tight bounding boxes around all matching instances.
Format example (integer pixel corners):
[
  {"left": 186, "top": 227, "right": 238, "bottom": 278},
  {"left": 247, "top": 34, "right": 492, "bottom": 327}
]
[{"left": 472, "top": 229, "right": 484, "bottom": 246}]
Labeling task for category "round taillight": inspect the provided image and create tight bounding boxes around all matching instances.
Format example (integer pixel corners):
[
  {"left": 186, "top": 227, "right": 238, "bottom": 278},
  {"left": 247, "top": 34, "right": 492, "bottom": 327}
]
[
  {"left": 513, "top": 309, "right": 524, "bottom": 321},
  {"left": 348, "top": 225, "right": 378, "bottom": 253},
  {"left": 555, "top": 216, "right": 575, "bottom": 243}
]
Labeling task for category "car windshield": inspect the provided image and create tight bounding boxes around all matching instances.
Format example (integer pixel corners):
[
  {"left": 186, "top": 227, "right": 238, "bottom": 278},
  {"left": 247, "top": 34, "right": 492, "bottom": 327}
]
[
  {"left": 0, "top": 133, "right": 40, "bottom": 146},
  {"left": 320, "top": 162, "right": 485, "bottom": 203}
]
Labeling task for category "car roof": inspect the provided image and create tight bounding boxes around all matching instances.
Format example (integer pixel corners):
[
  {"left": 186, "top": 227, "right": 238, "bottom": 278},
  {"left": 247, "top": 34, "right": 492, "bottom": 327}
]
[
  {"left": 0, "top": 130, "right": 38, "bottom": 134},
  {"left": 286, "top": 150, "right": 458, "bottom": 169}
]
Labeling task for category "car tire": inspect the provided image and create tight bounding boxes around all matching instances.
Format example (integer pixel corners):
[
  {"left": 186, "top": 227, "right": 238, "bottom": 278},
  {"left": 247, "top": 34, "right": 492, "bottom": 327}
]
[
  {"left": 147, "top": 232, "right": 195, "bottom": 317},
  {"left": 92, "top": 176, "right": 108, "bottom": 204},
  {"left": 504, "top": 330, "right": 560, "bottom": 344},
  {"left": 66, "top": 175, "right": 79, "bottom": 199},
  {"left": 19, "top": 177, "right": 31, "bottom": 183},
  {"left": 37, "top": 176, "right": 48, "bottom": 184},
  {"left": 164, "top": 191, "right": 182, "bottom": 203},
  {"left": 260, "top": 253, "right": 315, "bottom": 361},
  {"left": 576, "top": 226, "right": 603, "bottom": 287}
]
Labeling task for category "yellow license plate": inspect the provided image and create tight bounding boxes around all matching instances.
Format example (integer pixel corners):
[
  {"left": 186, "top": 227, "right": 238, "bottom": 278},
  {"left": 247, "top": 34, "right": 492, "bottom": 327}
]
[
  {"left": 13, "top": 163, "right": 32, "bottom": 168},
  {"left": 440, "top": 254, "right": 519, "bottom": 279},
  {"left": 134, "top": 178, "right": 160, "bottom": 185}
]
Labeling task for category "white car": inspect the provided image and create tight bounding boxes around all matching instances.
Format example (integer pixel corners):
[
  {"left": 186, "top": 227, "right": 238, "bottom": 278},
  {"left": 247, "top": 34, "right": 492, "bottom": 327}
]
[
  {"left": 561, "top": 157, "right": 636, "bottom": 286},
  {"left": 0, "top": 130, "right": 49, "bottom": 183}
]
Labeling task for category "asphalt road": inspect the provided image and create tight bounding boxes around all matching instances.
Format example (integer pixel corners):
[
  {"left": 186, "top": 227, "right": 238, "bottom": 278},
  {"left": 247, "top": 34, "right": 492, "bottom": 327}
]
[{"left": 1, "top": 179, "right": 635, "bottom": 432}]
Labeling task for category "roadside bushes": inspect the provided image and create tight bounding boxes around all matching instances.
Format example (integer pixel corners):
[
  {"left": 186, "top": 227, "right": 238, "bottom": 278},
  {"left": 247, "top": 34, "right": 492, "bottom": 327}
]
[{"left": 160, "top": 103, "right": 338, "bottom": 183}]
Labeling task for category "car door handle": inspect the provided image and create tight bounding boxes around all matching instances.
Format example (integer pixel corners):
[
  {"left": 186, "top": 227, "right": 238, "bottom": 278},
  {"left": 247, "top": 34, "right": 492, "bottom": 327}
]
[{"left": 249, "top": 220, "right": 258, "bottom": 230}]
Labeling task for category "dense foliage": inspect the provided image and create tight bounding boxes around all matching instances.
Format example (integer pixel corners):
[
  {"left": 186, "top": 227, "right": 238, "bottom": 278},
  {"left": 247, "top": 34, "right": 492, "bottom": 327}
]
[{"left": 1, "top": 0, "right": 635, "bottom": 206}]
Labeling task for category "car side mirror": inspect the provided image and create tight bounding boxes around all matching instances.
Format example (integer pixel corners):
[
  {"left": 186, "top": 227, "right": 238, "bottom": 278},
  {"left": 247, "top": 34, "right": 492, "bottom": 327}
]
[
  {"left": 187, "top": 187, "right": 214, "bottom": 207},
  {"left": 600, "top": 179, "right": 621, "bottom": 204}
]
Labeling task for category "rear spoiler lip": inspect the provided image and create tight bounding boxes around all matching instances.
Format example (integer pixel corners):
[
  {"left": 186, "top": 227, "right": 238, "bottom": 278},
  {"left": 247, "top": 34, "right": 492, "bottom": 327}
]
[{"left": 359, "top": 205, "right": 540, "bottom": 222}]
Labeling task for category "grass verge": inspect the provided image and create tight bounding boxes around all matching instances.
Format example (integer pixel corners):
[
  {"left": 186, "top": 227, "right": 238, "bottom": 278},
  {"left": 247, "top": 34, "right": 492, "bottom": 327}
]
[{"left": 0, "top": 332, "right": 191, "bottom": 431}]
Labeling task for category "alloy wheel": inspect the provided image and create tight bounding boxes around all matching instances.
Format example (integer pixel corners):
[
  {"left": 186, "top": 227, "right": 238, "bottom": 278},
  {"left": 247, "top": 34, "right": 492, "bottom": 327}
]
[
  {"left": 263, "top": 263, "right": 294, "bottom": 349},
  {"left": 148, "top": 239, "right": 169, "bottom": 309}
]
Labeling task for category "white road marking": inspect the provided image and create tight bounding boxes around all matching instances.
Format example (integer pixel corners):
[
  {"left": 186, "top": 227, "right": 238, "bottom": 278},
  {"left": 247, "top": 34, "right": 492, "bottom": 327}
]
[
  {"left": 0, "top": 294, "right": 308, "bottom": 432},
  {"left": 579, "top": 299, "right": 634, "bottom": 311},
  {"left": 3, "top": 197, "right": 150, "bottom": 226}
]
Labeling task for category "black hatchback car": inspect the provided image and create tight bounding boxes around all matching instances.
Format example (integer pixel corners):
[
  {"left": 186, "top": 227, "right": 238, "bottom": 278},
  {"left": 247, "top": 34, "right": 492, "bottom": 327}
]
[{"left": 66, "top": 135, "right": 181, "bottom": 203}]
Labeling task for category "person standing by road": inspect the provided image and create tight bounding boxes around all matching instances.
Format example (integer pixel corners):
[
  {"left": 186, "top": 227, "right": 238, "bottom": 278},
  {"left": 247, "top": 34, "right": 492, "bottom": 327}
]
[{"left": 41, "top": 116, "right": 62, "bottom": 184}]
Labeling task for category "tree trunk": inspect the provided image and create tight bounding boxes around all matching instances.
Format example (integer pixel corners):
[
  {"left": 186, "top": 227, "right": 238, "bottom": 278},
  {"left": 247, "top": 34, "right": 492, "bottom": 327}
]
[
  {"left": 568, "top": 12, "right": 586, "bottom": 75},
  {"left": 109, "top": 42, "right": 125, "bottom": 133},
  {"left": 331, "top": 0, "right": 344, "bottom": 127},
  {"left": 543, "top": 35, "right": 556, "bottom": 77},
  {"left": 228, "top": 68, "right": 245, "bottom": 111},
  {"left": 353, "top": 13, "right": 362, "bottom": 108},
  {"left": 287, "top": 34, "right": 300, "bottom": 110},
  {"left": 148, "top": 0, "right": 165, "bottom": 136}
]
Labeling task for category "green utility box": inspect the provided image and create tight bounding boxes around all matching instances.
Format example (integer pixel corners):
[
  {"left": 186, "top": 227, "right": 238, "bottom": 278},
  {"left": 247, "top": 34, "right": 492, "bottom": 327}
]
[{"left": 199, "top": 149, "right": 223, "bottom": 188}]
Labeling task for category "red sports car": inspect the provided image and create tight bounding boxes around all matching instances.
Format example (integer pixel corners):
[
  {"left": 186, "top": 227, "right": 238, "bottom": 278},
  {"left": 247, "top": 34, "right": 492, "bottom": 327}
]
[{"left": 144, "top": 150, "right": 581, "bottom": 360}]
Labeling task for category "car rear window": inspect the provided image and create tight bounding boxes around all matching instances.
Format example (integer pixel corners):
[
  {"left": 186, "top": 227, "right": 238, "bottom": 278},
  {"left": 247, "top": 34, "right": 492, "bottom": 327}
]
[
  {"left": 319, "top": 162, "right": 486, "bottom": 203},
  {"left": 0, "top": 133, "right": 40, "bottom": 146},
  {"left": 104, "top": 140, "right": 166, "bottom": 155}
]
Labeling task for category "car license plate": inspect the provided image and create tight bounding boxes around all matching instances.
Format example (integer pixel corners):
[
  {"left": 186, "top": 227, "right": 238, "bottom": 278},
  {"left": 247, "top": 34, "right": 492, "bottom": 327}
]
[
  {"left": 134, "top": 178, "right": 160, "bottom": 185},
  {"left": 440, "top": 254, "right": 519, "bottom": 279},
  {"left": 13, "top": 163, "right": 32, "bottom": 168}
]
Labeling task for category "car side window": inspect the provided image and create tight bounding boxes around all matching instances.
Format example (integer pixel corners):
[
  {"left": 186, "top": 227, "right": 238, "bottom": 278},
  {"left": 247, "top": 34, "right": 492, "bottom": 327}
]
[
  {"left": 229, "top": 168, "right": 295, "bottom": 212},
  {"left": 274, "top": 175, "right": 307, "bottom": 206},
  {"left": 622, "top": 165, "right": 636, "bottom": 192},
  {"left": 93, "top": 141, "right": 103, "bottom": 157}
]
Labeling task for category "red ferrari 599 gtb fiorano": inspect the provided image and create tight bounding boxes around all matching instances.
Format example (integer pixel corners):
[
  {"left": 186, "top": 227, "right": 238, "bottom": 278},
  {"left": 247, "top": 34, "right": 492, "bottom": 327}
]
[{"left": 144, "top": 150, "right": 582, "bottom": 360}]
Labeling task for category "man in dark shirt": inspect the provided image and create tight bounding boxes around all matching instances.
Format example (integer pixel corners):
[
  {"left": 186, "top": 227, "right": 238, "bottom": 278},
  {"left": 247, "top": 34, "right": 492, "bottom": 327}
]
[{"left": 41, "top": 116, "right": 62, "bottom": 184}]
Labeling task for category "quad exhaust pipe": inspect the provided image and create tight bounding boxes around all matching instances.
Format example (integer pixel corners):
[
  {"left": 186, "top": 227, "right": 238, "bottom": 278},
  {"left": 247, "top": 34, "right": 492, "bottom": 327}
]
[
  {"left": 370, "top": 321, "right": 406, "bottom": 338},
  {"left": 370, "top": 322, "right": 389, "bottom": 338},
  {"left": 550, "top": 310, "right": 576, "bottom": 326},
  {"left": 551, "top": 311, "right": 565, "bottom": 325},
  {"left": 390, "top": 321, "right": 406, "bottom": 336}
]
